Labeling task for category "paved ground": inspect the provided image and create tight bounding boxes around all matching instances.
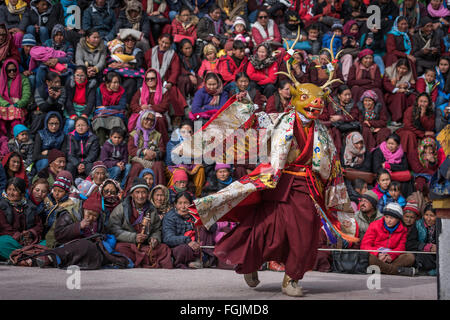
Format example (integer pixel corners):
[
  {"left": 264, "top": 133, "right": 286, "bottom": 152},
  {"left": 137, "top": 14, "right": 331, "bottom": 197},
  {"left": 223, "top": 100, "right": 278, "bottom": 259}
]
[{"left": 0, "top": 265, "right": 437, "bottom": 300}]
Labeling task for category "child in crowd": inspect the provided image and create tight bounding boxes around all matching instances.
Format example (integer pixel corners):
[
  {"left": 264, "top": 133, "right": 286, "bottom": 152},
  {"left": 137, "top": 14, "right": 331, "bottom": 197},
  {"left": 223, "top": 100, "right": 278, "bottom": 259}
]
[
  {"left": 8, "top": 124, "right": 34, "bottom": 180},
  {"left": 169, "top": 169, "right": 194, "bottom": 204},
  {"left": 416, "top": 69, "right": 439, "bottom": 103},
  {"left": 100, "top": 126, "right": 131, "bottom": 189},
  {"left": 198, "top": 44, "right": 218, "bottom": 78},
  {"left": 139, "top": 168, "right": 155, "bottom": 190},
  {"left": 378, "top": 181, "right": 407, "bottom": 212},
  {"left": 227, "top": 16, "right": 252, "bottom": 54}
]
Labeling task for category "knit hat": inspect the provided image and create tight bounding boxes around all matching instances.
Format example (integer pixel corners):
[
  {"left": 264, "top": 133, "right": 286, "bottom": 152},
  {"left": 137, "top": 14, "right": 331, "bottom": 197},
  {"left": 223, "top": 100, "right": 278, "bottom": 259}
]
[
  {"left": 360, "top": 89, "right": 378, "bottom": 102},
  {"left": 173, "top": 169, "right": 188, "bottom": 183},
  {"left": 404, "top": 202, "right": 419, "bottom": 216},
  {"left": 22, "top": 34, "right": 36, "bottom": 46},
  {"left": 82, "top": 194, "right": 102, "bottom": 213},
  {"left": 383, "top": 202, "right": 404, "bottom": 220},
  {"left": 48, "top": 149, "right": 66, "bottom": 165},
  {"left": 13, "top": 124, "right": 29, "bottom": 138},
  {"left": 139, "top": 168, "right": 155, "bottom": 179},
  {"left": 215, "top": 163, "right": 231, "bottom": 171},
  {"left": 130, "top": 177, "right": 150, "bottom": 193},
  {"left": 358, "top": 48, "right": 374, "bottom": 60},
  {"left": 233, "top": 16, "right": 246, "bottom": 29},
  {"left": 331, "top": 23, "right": 343, "bottom": 31},
  {"left": 91, "top": 161, "right": 107, "bottom": 175},
  {"left": 108, "top": 39, "right": 124, "bottom": 54},
  {"left": 361, "top": 190, "right": 379, "bottom": 209},
  {"left": 53, "top": 170, "right": 73, "bottom": 193},
  {"left": 420, "top": 16, "right": 433, "bottom": 28}
]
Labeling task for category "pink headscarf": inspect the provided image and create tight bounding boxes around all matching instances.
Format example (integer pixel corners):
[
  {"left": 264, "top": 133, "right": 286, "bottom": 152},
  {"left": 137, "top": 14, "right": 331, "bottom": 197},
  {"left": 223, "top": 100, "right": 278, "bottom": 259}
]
[
  {"left": 29, "top": 46, "right": 66, "bottom": 71},
  {"left": 427, "top": 2, "right": 450, "bottom": 17},
  {"left": 0, "top": 58, "right": 22, "bottom": 104},
  {"left": 140, "top": 68, "right": 163, "bottom": 106}
]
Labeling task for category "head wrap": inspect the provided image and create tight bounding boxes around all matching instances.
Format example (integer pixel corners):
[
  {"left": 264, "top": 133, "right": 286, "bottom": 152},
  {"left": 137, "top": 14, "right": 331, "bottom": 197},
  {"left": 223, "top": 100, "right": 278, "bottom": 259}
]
[
  {"left": 53, "top": 170, "right": 73, "bottom": 193},
  {"left": 134, "top": 110, "right": 157, "bottom": 149},
  {"left": 343, "top": 132, "right": 366, "bottom": 167},
  {"left": 360, "top": 89, "right": 378, "bottom": 102},
  {"left": 358, "top": 48, "right": 374, "bottom": 60}
]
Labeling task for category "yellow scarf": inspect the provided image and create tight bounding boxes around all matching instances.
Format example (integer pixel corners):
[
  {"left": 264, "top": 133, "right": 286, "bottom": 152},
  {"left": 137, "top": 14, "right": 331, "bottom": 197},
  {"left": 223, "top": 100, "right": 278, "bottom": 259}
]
[
  {"left": 6, "top": 0, "right": 27, "bottom": 20},
  {"left": 85, "top": 39, "right": 97, "bottom": 52}
]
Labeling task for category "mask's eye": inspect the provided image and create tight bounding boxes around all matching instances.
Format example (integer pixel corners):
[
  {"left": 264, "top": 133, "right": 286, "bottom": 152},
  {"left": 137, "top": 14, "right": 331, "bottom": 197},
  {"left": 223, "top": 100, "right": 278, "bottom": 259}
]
[{"left": 300, "top": 94, "right": 309, "bottom": 101}]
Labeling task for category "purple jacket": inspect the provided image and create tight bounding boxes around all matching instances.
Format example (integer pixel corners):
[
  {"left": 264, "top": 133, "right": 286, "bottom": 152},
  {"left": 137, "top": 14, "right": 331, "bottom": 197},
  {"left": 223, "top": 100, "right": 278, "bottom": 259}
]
[
  {"left": 100, "top": 139, "right": 128, "bottom": 168},
  {"left": 191, "top": 87, "right": 229, "bottom": 114}
]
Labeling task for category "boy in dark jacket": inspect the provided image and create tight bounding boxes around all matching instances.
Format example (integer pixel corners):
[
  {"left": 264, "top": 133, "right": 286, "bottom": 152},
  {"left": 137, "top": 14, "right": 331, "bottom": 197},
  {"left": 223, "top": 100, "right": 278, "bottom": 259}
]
[
  {"left": 65, "top": 117, "right": 100, "bottom": 179},
  {"left": 8, "top": 124, "right": 34, "bottom": 181},
  {"left": 22, "top": 0, "right": 64, "bottom": 44},
  {"left": 100, "top": 127, "right": 131, "bottom": 189}
]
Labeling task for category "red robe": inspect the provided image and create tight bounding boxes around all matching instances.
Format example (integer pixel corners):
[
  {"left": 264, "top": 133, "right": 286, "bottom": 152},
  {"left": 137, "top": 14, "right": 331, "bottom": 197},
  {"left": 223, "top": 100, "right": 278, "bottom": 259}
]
[{"left": 214, "top": 118, "right": 322, "bottom": 281}]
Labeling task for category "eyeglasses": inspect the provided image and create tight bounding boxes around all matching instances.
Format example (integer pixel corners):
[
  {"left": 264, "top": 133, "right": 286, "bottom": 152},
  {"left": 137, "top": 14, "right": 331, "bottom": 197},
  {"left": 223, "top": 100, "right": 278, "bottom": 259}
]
[
  {"left": 48, "top": 122, "right": 60, "bottom": 126},
  {"left": 143, "top": 117, "right": 155, "bottom": 122},
  {"left": 7, "top": 68, "right": 17, "bottom": 73},
  {"left": 146, "top": 77, "right": 156, "bottom": 82},
  {"left": 258, "top": 15, "right": 268, "bottom": 19}
]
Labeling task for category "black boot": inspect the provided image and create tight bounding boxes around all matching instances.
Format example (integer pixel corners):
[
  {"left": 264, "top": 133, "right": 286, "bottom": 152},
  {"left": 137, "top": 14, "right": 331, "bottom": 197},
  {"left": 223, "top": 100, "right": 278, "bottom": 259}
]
[{"left": 397, "top": 267, "right": 417, "bottom": 277}]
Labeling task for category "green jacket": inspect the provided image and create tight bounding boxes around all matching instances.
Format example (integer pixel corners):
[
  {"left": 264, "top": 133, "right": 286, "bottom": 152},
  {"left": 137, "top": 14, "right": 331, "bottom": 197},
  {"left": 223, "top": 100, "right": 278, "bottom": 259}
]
[{"left": 0, "top": 75, "right": 31, "bottom": 109}]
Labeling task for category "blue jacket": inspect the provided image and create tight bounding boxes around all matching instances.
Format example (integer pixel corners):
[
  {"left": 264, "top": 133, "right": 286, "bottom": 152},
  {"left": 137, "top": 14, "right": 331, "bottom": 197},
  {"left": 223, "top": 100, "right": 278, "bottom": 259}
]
[
  {"left": 162, "top": 209, "right": 195, "bottom": 247},
  {"left": 191, "top": 87, "right": 229, "bottom": 115},
  {"left": 82, "top": 2, "right": 116, "bottom": 41},
  {"left": 321, "top": 32, "right": 342, "bottom": 57}
]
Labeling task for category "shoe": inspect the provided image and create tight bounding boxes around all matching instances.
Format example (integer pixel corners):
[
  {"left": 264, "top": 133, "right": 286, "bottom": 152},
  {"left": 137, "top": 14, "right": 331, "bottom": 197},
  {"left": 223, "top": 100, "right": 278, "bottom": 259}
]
[
  {"left": 36, "top": 255, "right": 55, "bottom": 268},
  {"left": 281, "top": 274, "right": 303, "bottom": 297},
  {"left": 268, "top": 261, "right": 285, "bottom": 272},
  {"left": 188, "top": 259, "right": 203, "bottom": 269},
  {"left": 397, "top": 267, "right": 417, "bottom": 277},
  {"left": 244, "top": 271, "right": 260, "bottom": 288}
]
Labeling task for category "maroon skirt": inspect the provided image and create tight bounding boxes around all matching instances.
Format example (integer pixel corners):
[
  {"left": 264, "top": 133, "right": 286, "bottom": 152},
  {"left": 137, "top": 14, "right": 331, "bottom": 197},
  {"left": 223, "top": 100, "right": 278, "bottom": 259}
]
[{"left": 214, "top": 175, "right": 322, "bottom": 281}]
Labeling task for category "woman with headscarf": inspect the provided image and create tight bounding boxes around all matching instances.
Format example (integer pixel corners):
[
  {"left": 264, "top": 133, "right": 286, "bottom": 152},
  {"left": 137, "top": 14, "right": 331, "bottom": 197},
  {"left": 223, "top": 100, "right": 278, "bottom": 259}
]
[
  {"left": 150, "top": 184, "right": 172, "bottom": 221},
  {"left": 129, "top": 68, "right": 170, "bottom": 145},
  {"left": 383, "top": 58, "right": 417, "bottom": 125},
  {"left": 247, "top": 42, "right": 278, "bottom": 98},
  {"left": 396, "top": 93, "right": 435, "bottom": 155},
  {"left": 0, "top": 0, "right": 29, "bottom": 48},
  {"left": 384, "top": 16, "right": 416, "bottom": 75},
  {"left": 340, "top": 19, "right": 362, "bottom": 81},
  {"left": 176, "top": 38, "right": 201, "bottom": 99},
  {"left": 0, "top": 23, "right": 20, "bottom": 67},
  {"left": 341, "top": 131, "right": 372, "bottom": 173},
  {"left": 190, "top": 72, "right": 228, "bottom": 122},
  {"left": 409, "top": 137, "right": 441, "bottom": 192},
  {"left": 115, "top": 0, "right": 151, "bottom": 51},
  {"left": 95, "top": 178, "right": 122, "bottom": 226},
  {"left": 319, "top": 84, "right": 360, "bottom": 154},
  {"left": 32, "top": 111, "right": 66, "bottom": 172},
  {"left": 92, "top": 71, "right": 127, "bottom": 146},
  {"left": 357, "top": 89, "right": 391, "bottom": 151},
  {"left": 427, "top": 0, "right": 450, "bottom": 38},
  {"left": 144, "top": 33, "right": 186, "bottom": 127},
  {"left": 347, "top": 49, "right": 383, "bottom": 103},
  {"left": 125, "top": 110, "right": 166, "bottom": 193},
  {"left": 0, "top": 177, "right": 42, "bottom": 260},
  {"left": 0, "top": 58, "right": 30, "bottom": 136}
]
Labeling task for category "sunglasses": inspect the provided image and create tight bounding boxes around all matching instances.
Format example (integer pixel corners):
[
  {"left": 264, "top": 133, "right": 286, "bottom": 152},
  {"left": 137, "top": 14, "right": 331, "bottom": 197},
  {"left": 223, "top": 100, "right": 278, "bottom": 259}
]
[
  {"left": 258, "top": 15, "right": 268, "bottom": 19},
  {"left": 146, "top": 77, "right": 156, "bottom": 81},
  {"left": 7, "top": 68, "right": 17, "bottom": 73}
]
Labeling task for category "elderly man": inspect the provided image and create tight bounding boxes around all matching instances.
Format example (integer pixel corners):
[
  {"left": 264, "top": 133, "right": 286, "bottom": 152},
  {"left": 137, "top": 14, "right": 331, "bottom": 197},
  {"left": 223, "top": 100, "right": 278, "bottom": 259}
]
[
  {"left": 412, "top": 16, "right": 441, "bottom": 75},
  {"left": 107, "top": 177, "right": 173, "bottom": 268},
  {"left": 75, "top": 161, "right": 108, "bottom": 199},
  {"left": 355, "top": 190, "right": 383, "bottom": 240},
  {"left": 33, "top": 149, "right": 66, "bottom": 187}
]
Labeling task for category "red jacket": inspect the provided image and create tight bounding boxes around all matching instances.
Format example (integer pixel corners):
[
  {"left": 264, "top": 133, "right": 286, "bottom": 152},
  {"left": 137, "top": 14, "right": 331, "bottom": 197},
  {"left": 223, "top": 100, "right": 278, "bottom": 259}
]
[
  {"left": 360, "top": 218, "right": 408, "bottom": 261},
  {"left": 216, "top": 55, "right": 248, "bottom": 84},
  {"left": 170, "top": 16, "right": 198, "bottom": 44},
  {"left": 246, "top": 60, "right": 278, "bottom": 86},
  {"left": 416, "top": 77, "right": 438, "bottom": 102},
  {"left": 251, "top": 22, "right": 281, "bottom": 47}
]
